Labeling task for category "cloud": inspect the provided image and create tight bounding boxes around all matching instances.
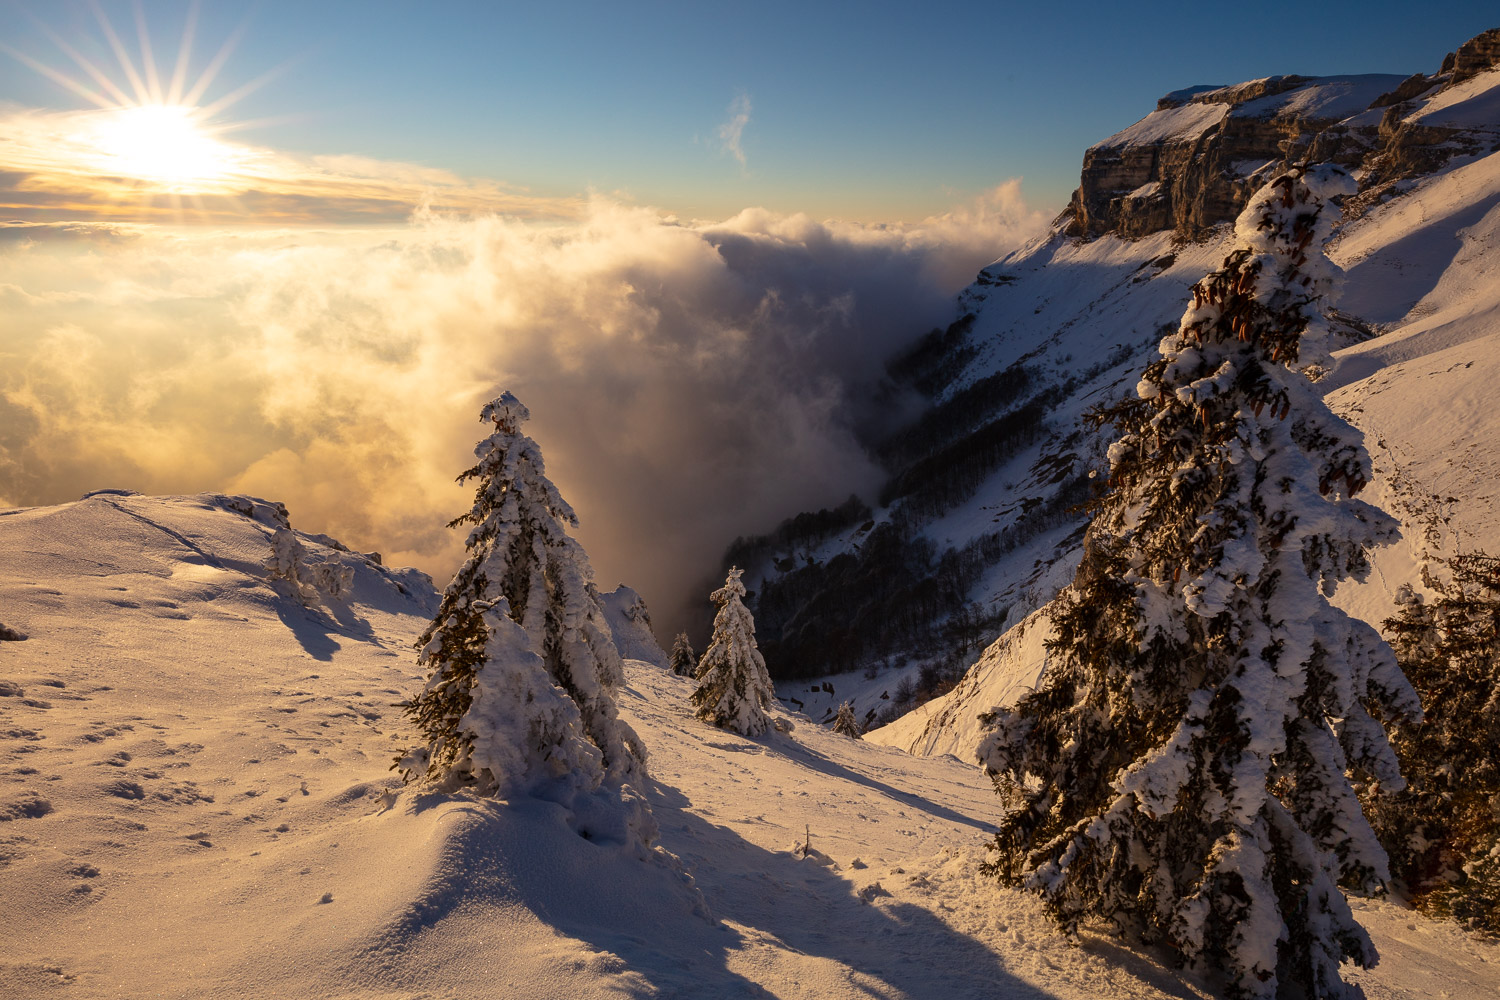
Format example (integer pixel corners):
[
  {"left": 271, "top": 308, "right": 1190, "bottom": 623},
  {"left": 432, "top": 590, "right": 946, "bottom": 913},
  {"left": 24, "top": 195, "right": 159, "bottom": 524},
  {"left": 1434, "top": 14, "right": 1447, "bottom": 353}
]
[
  {"left": 716, "top": 93, "right": 752, "bottom": 170},
  {"left": 0, "top": 104, "right": 586, "bottom": 224},
  {"left": 0, "top": 189, "right": 1045, "bottom": 639},
  {"left": 0, "top": 219, "right": 144, "bottom": 245}
]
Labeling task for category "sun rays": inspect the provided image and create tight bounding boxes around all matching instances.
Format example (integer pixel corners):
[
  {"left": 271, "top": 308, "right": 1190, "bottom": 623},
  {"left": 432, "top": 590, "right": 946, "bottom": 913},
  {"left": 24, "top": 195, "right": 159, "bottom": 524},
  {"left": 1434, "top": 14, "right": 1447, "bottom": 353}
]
[
  {"left": 0, "top": 3, "right": 586, "bottom": 225},
  {"left": 0, "top": 1, "right": 275, "bottom": 218}
]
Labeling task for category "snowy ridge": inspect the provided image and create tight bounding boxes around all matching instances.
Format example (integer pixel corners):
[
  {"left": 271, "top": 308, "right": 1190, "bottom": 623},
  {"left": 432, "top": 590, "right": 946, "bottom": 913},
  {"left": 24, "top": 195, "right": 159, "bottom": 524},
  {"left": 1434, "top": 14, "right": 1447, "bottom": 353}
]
[{"left": 867, "top": 608, "right": 1054, "bottom": 760}]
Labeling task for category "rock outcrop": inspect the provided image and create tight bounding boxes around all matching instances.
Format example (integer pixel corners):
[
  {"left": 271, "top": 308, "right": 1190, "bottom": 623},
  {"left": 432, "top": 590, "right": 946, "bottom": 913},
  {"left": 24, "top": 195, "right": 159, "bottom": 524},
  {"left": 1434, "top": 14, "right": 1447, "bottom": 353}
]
[{"left": 1065, "top": 27, "right": 1500, "bottom": 240}]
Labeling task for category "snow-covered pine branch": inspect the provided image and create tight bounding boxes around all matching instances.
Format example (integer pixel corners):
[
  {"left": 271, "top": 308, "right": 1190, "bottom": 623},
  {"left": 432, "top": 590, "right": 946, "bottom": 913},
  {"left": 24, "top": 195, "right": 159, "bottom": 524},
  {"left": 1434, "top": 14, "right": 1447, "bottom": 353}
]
[
  {"left": 397, "top": 392, "right": 652, "bottom": 848},
  {"left": 979, "top": 165, "right": 1421, "bottom": 1000},
  {"left": 692, "top": 567, "right": 776, "bottom": 737},
  {"left": 398, "top": 597, "right": 605, "bottom": 798}
]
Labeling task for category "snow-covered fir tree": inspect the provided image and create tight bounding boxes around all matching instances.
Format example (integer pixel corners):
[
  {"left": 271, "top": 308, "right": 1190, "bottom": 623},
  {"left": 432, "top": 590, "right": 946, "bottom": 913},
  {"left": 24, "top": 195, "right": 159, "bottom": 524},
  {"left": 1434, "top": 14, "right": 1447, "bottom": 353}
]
[
  {"left": 402, "top": 595, "right": 606, "bottom": 799},
  {"left": 980, "top": 166, "right": 1421, "bottom": 1000},
  {"left": 309, "top": 559, "right": 354, "bottom": 600},
  {"left": 398, "top": 393, "right": 651, "bottom": 843},
  {"left": 265, "top": 525, "right": 315, "bottom": 603},
  {"left": 668, "top": 632, "right": 697, "bottom": 676},
  {"left": 692, "top": 567, "right": 776, "bottom": 736},
  {"left": 831, "top": 700, "right": 862, "bottom": 739},
  {"left": 1365, "top": 552, "right": 1500, "bottom": 933}
]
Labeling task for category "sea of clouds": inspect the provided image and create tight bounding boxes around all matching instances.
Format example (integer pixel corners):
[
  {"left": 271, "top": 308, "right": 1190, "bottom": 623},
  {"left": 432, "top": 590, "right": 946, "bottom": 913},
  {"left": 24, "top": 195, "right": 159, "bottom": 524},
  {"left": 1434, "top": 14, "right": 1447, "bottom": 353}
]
[{"left": 0, "top": 185, "right": 1044, "bottom": 637}]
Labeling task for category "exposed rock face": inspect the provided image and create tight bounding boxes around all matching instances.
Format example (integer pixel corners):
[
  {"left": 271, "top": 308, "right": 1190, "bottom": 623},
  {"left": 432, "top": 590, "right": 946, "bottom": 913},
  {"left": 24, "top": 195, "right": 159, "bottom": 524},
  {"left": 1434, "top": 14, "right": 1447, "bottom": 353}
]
[
  {"left": 1065, "top": 75, "right": 1398, "bottom": 238},
  {"left": 1451, "top": 27, "right": 1500, "bottom": 85},
  {"left": 1065, "top": 27, "right": 1500, "bottom": 240}
]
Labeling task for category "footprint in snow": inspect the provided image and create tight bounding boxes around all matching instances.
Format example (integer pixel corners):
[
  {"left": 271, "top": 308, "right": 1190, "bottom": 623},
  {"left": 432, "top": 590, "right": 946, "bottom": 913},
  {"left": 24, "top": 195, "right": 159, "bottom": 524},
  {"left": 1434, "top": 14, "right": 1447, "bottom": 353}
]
[
  {"left": 0, "top": 790, "right": 54, "bottom": 820},
  {"left": 103, "top": 780, "right": 146, "bottom": 800}
]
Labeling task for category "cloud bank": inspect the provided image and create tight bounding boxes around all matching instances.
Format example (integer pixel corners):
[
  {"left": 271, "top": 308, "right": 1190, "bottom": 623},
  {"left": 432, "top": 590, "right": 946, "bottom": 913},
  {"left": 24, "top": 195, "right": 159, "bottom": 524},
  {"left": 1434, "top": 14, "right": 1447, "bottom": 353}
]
[{"left": 0, "top": 187, "right": 1045, "bottom": 638}]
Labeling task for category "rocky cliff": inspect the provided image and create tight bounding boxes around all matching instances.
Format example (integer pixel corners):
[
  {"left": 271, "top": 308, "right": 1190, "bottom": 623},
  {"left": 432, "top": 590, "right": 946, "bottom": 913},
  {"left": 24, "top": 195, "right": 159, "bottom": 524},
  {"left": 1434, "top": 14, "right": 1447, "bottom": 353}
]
[{"left": 1065, "top": 27, "right": 1500, "bottom": 239}]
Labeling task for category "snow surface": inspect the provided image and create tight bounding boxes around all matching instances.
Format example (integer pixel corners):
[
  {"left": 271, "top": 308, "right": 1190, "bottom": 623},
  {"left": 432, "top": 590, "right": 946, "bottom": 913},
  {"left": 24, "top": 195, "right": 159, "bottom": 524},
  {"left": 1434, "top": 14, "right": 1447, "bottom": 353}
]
[
  {"left": 1411, "top": 67, "right": 1500, "bottom": 132},
  {"left": 1092, "top": 76, "right": 1406, "bottom": 152},
  {"left": 1092, "top": 101, "right": 1228, "bottom": 150},
  {"left": 868, "top": 608, "right": 1054, "bottom": 760},
  {"left": 6, "top": 494, "right": 1496, "bottom": 997},
  {"left": 1232, "top": 75, "right": 1406, "bottom": 123}
]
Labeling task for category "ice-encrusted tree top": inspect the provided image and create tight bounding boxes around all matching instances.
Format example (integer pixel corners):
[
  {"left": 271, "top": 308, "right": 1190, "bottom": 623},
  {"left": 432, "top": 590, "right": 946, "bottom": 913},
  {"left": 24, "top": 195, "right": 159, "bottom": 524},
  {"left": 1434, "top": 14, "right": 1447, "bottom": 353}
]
[
  {"left": 692, "top": 567, "right": 776, "bottom": 737},
  {"left": 398, "top": 393, "right": 650, "bottom": 845},
  {"left": 981, "top": 166, "right": 1421, "bottom": 1000}
]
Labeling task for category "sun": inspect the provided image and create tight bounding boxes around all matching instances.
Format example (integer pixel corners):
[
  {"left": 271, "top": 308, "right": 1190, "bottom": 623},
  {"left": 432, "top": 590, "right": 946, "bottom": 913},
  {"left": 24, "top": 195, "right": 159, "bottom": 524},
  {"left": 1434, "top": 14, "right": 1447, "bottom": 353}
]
[
  {"left": 2, "top": 5, "right": 278, "bottom": 203},
  {"left": 85, "top": 103, "right": 242, "bottom": 188}
]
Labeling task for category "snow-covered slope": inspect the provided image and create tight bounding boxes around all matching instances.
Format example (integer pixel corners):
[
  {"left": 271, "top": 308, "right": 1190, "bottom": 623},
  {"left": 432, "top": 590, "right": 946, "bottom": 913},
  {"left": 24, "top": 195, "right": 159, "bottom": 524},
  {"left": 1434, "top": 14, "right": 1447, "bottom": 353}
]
[
  {"left": 755, "top": 39, "right": 1500, "bottom": 756},
  {"left": 6, "top": 493, "right": 1496, "bottom": 998},
  {"left": 869, "top": 100, "right": 1500, "bottom": 767}
]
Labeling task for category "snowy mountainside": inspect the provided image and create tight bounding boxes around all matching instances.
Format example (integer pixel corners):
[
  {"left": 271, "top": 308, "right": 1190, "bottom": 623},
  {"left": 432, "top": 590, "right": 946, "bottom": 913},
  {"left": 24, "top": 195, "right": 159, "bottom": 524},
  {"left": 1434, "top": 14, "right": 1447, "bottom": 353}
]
[
  {"left": 4, "top": 493, "right": 1498, "bottom": 998},
  {"left": 750, "top": 31, "right": 1500, "bottom": 739},
  {"left": 868, "top": 63, "right": 1500, "bottom": 764}
]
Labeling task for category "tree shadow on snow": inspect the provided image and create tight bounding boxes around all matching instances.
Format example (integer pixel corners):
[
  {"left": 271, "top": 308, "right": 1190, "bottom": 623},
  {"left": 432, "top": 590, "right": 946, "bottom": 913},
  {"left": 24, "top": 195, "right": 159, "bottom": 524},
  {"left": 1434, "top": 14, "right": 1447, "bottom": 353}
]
[
  {"left": 380, "top": 783, "right": 1202, "bottom": 1000},
  {"left": 637, "top": 778, "right": 1059, "bottom": 1000},
  {"left": 765, "top": 736, "right": 997, "bottom": 834},
  {"left": 273, "top": 592, "right": 375, "bottom": 662}
]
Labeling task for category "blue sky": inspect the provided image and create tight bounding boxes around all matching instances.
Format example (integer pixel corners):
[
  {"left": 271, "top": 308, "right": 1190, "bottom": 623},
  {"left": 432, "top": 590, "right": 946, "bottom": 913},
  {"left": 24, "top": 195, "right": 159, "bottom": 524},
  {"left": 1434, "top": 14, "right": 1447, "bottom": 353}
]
[{"left": 2, "top": 0, "right": 1496, "bottom": 222}]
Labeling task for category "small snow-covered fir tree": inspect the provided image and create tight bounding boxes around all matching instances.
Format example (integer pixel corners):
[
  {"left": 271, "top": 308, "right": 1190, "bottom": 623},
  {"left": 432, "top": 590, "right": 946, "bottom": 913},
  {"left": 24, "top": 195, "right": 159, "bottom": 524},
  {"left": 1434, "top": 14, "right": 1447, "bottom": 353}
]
[
  {"left": 692, "top": 567, "right": 776, "bottom": 736},
  {"left": 265, "top": 526, "right": 315, "bottom": 603},
  {"left": 398, "top": 393, "right": 648, "bottom": 834},
  {"left": 831, "top": 700, "right": 862, "bottom": 738},
  {"left": 980, "top": 166, "right": 1421, "bottom": 1000},
  {"left": 1365, "top": 552, "right": 1500, "bottom": 933},
  {"left": 309, "top": 559, "right": 354, "bottom": 600},
  {"left": 669, "top": 632, "right": 697, "bottom": 676}
]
